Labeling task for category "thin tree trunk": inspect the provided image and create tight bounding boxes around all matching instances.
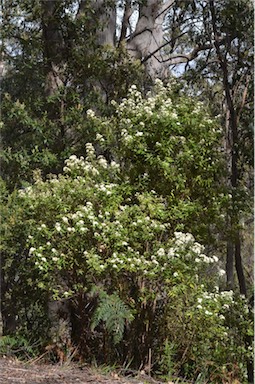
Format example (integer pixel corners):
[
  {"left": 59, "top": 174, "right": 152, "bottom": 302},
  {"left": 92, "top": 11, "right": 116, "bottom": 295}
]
[
  {"left": 235, "top": 231, "right": 247, "bottom": 296},
  {"left": 226, "top": 241, "right": 234, "bottom": 289},
  {"left": 209, "top": 2, "right": 253, "bottom": 381},
  {"left": 209, "top": 0, "right": 247, "bottom": 295}
]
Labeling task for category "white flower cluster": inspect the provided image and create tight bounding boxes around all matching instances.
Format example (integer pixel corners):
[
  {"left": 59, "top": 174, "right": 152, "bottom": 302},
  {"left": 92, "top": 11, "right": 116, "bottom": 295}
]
[
  {"left": 96, "top": 133, "right": 105, "bottom": 143},
  {"left": 86, "top": 109, "right": 95, "bottom": 118},
  {"left": 106, "top": 249, "right": 163, "bottom": 276},
  {"left": 174, "top": 232, "right": 195, "bottom": 245},
  {"left": 116, "top": 81, "right": 178, "bottom": 142},
  {"left": 29, "top": 242, "right": 63, "bottom": 271},
  {"left": 94, "top": 182, "right": 117, "bottom": 195},
  {"left": 195, "top": 289, "right": 235, "bottom": 322},
  {"left": 167, "top": 232, "right": 222, "bottom": 268},
  {"left": 63, "top": 153, "right": 98, "bottom": 176},
  {"left": 63, "top": 145, "right": 120, "bottom": 177}
]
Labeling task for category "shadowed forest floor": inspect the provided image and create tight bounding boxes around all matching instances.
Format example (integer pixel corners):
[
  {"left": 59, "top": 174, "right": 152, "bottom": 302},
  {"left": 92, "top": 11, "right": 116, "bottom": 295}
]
[{"left": 0, "top": 358, "right": 168, "bottom": 384}]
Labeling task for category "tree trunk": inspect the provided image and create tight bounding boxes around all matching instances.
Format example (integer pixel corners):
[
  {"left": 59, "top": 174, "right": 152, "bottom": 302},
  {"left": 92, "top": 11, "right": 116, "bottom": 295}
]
[
  {"left": 93, "top": 0, "right": 116, "bottom": 46},
  {"left": 235, "top": 231, "right": 247, "bottom": 296},
  {"left": 209, "top": 0, "right": 247, "bottom": 295},
  {"left": 226, "top": 241, "right": 234, "bottom": 289},
  {"left": 209, "top": 2, "right": 253, "bottom": 381},
  {"left": 126, "top": 0, "right": 174, "bottom": 79},
  {"left": 41, "top": 0, "right": 65, "bottom": 96}
]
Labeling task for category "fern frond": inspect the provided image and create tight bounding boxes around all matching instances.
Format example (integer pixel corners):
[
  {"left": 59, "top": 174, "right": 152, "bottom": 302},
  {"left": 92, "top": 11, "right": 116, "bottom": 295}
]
[{"left": 91, "top": 291, "right": 134, "bottom": 344}]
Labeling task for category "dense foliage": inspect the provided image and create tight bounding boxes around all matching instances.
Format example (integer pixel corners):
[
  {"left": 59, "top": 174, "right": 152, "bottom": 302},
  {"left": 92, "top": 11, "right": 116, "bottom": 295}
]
[{"left": 1, "top": 84, "right": 253, "bottom": 382}]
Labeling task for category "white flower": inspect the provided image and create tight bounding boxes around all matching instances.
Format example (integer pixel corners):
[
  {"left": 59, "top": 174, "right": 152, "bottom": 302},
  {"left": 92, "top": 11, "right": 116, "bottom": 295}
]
[
  {"left": 98, "top": 156, "right": 108, "bottom": 168},
  {"left": 168, "top": 248, "right": 175, "bottom": 257},
  {"left": 96, "top": 133, "right": 105, "bottom": 142},
  {"left": 192, "top": 242, "right": 204, "bottom": 254},
  {"left": 29, "top": 247, "right": 36, "bottom": 255},
  {"left": 157, "top": 248, "right": 165, "bottom": 257},
  {"left": 85, "top": 142, "right": 95, "bottom": 156},
  {"left": 41, "top": 257, "right": 47, "bottom": 263},
  {"left": 55, "top": 223, "right": 61, "bottom": 232},
  {"left": 135, "top": 131, "right": 143, "bottom": 137},
  {"left": 185, "top": 233, "right": 194, "bottom": 243},
  {"left": 205, "top": 310, "right": 212, "bottom": 315},
  {"left": 219, "top": 269, "right": 226, "bottom": 276},
  {"left": 86, "top": 109, "right": 95, "bottom": 118},
  {"left": 62, "top": 217, "right": 69, "bottom": 224},
  {"left": 110, "top": 161, "right": 120, "bottom": 169},
  {"left": 197, "top": 305, "right": 202, "bottom": 309}
]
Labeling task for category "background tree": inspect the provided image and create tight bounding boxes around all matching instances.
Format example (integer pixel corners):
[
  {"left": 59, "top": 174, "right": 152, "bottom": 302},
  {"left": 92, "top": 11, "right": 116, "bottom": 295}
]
[{"left": 166, "top": 0, "right": 253, "bottom": 296}]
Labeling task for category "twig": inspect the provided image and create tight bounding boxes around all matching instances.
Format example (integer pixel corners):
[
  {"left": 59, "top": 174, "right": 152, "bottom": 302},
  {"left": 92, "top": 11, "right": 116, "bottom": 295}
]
[{"left": 26, "top": 350, "right": 49, "bottom": 365}]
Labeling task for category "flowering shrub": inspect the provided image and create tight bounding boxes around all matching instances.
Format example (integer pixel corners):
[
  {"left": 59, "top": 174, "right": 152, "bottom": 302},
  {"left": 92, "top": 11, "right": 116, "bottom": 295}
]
[
  {"left": 11, "top": 144, "right": 251, "bottom": 381},
  {"left": 88, "top": 80, "right": 229, "bottom": 242},
  {"left": 2, "top": 83, "right": 253, "bottom": 382}
]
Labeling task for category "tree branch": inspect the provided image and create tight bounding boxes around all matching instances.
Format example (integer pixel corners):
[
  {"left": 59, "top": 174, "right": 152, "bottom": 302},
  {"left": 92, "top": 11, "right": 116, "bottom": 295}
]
[
  {"left": 156, "top": 0, "right": 176, "bottom": 20},
  {"left": 142, "top": 41, "right": 213, "bottom": 65}
]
